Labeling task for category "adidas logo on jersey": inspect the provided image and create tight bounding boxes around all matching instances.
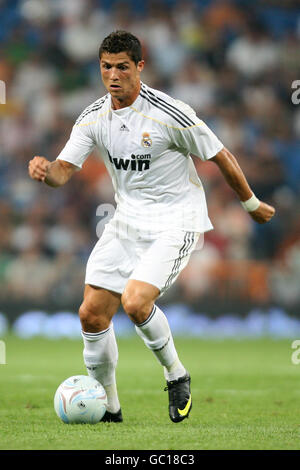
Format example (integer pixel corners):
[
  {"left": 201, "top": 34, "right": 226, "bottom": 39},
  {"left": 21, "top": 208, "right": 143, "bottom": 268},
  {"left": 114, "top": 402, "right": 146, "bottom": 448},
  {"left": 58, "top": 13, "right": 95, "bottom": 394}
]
[
  {"left": 120, "top": 124, "right": 129, "bottom": 131},
  {"left": 108, "top": 150, "right": 151, "bottom": 171}
]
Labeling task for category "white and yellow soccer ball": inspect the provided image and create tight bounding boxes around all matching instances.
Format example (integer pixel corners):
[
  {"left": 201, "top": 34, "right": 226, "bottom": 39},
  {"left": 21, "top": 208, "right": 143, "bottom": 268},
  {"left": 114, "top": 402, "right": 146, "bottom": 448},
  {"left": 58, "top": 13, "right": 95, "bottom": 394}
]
[{"left": 54, "top": 375, "right": 107, "bottom": 424}]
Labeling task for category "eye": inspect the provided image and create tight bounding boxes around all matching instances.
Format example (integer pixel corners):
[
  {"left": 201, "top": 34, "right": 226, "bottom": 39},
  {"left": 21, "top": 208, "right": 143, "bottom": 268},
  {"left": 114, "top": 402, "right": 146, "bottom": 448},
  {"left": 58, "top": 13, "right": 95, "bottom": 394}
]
[
  {"left": 102, "top": 63, "right": 111, "bottom": 69},
  {"left": 118, "top": 65, "right": 128, "bottom": 71}
]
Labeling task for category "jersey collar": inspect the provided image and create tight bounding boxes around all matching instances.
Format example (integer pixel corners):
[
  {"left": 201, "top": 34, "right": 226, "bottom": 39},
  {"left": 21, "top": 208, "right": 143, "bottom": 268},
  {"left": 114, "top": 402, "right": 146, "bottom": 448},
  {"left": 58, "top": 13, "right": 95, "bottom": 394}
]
[{"left": 109, "top": 83, "right": 143, "bottom": 115}]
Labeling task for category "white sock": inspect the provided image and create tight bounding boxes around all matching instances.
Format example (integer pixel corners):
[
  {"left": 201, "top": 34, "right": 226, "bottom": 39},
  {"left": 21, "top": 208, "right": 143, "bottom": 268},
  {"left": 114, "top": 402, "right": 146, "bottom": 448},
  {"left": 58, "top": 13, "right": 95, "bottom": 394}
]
[
  {"left": 135, "top": 305, "right": 186, "bottom": 381},
  {"left": 82, "top": 324, "right": 120, "bottom": 413}
]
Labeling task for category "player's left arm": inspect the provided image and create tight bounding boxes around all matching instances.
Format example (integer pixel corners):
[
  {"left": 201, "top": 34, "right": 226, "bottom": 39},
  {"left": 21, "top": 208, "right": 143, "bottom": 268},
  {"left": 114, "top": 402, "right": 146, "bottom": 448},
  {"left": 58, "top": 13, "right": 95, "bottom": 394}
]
[{"left": 210, "top": 147, "right": 275, "bottom": 224}]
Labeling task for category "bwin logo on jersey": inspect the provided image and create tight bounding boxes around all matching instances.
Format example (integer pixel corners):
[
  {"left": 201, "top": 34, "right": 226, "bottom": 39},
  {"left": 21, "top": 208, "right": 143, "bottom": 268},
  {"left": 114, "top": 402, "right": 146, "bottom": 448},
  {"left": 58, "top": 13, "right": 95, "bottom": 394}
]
[{"left": 108, "top": 151, "right": 151, "bottom": 171}]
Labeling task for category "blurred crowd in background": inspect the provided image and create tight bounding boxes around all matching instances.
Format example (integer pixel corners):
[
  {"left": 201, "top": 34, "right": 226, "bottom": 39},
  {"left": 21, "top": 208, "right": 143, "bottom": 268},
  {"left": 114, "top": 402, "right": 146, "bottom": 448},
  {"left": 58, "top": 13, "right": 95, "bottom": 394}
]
[{"left": 1, "top": 0, "right": 300, "bottom": 319}]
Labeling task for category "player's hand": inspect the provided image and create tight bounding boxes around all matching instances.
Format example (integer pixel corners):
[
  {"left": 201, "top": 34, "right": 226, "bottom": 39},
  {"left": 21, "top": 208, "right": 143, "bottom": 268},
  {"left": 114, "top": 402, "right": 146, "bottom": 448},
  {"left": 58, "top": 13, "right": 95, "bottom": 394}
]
[
  {"left": 28, "top": 156, "right": 51, "bottom": 182},
  {"left": 249, "top": 201, "right": 275, "bottom": 224}
]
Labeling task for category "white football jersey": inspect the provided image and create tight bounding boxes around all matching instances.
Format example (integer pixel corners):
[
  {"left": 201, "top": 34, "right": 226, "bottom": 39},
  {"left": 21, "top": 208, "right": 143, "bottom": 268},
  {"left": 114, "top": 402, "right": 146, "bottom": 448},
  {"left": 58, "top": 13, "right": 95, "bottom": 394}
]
[{"left": 57, "top": 82, "right": 224, "bottom": 233}]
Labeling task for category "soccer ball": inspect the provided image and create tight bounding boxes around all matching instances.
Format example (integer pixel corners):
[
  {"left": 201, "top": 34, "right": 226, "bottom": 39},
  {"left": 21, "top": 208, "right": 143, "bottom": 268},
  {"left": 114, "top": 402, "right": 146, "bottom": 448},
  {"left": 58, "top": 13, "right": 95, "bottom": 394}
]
[{"left": 54, "top": 375, "right": 107, "bottom": 424}]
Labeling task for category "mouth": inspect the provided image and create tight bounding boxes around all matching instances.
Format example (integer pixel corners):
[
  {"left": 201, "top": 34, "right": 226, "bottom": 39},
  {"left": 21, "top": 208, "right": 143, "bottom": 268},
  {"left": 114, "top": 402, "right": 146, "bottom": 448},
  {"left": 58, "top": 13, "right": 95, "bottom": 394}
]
[{"left": 110, "top": 84, "right": 122, "bottom": 90}]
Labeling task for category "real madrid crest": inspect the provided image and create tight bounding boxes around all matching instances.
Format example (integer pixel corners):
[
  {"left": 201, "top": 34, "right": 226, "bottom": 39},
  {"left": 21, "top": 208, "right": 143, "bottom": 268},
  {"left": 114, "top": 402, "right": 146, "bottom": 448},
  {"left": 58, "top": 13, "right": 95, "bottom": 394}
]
[{"left": 141, "top": 132, "right": 152, "bottom": 148}]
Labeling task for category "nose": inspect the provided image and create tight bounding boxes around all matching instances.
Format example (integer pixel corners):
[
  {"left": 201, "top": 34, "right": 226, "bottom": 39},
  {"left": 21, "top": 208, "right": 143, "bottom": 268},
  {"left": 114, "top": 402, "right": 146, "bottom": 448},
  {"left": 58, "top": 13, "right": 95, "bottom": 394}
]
[{"left": 109, "top": 67, "right": 119, "bottom": 81}]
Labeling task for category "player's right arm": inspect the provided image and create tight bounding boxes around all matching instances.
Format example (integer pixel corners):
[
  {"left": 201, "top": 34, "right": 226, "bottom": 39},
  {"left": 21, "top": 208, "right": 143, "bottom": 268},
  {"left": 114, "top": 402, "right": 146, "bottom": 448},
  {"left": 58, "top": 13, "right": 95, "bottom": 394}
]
[
  {"left": 28, "top": 99, "right": 101, "bottom": 187},
  {"left": 28, "top": 156, "right": 78, "bottom": 187},
  {"left": 28, "top": 96, "right": 106, "bottom": 187}
]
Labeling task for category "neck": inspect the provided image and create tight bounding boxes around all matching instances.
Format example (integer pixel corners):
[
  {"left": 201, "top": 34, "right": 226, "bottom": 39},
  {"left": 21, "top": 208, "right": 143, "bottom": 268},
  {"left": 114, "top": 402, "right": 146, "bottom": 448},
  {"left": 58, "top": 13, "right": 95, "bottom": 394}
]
[{"left": 111, "top": 82, "right": 141, "bottom": 110}]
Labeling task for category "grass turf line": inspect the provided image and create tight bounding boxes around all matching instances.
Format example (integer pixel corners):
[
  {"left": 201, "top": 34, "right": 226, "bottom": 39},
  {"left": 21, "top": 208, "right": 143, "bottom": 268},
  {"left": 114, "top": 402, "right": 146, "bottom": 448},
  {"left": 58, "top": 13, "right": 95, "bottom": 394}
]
[{"left": 0, "top": 335, "right": 299, "bottom": 450}]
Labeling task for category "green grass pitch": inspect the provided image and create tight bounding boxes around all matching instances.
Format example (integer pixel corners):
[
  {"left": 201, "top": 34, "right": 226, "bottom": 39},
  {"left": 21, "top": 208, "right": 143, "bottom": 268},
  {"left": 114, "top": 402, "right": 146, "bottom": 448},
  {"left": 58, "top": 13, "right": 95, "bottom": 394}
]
[{"left": 0, "top": 335, "right": 300, "bottom": 450}]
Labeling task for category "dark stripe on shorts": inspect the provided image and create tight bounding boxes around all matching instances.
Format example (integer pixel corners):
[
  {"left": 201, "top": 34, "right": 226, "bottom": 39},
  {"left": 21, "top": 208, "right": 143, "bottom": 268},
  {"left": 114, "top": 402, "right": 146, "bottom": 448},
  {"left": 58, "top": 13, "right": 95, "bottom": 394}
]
[
  {"left": 164, "top": 232, "right": 190, "bottom": 290},
  {"left": 162, "top": 232, "right": 195, "bottom": 293}
]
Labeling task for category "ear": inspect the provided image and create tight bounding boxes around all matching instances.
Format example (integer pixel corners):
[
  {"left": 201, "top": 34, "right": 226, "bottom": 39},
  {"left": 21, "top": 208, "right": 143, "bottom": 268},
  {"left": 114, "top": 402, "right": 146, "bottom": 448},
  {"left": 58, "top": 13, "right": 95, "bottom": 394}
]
[{"left": 137, "top": 60, "right": 145, "bottom": 73}]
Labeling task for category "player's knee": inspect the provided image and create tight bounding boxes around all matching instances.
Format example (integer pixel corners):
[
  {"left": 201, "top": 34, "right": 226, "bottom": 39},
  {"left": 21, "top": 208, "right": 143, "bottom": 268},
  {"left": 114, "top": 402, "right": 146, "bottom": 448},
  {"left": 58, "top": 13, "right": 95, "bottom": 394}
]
[
  {"left": 122, "top": 294, "right": 151, "bottom": 324},
  {"left": 79, "top": 301, "right": 106, "bottom": 331}
]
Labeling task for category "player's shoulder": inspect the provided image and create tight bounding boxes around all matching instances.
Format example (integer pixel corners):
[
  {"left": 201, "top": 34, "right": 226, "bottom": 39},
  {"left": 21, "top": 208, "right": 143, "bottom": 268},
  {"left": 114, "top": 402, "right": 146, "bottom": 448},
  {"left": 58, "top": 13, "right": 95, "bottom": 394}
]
[
  {"left": 140, "top": 82, "right": 199, "bottom": 129},
  {"left": 74, "top": 93, "right": 109, "bottom": 126}
]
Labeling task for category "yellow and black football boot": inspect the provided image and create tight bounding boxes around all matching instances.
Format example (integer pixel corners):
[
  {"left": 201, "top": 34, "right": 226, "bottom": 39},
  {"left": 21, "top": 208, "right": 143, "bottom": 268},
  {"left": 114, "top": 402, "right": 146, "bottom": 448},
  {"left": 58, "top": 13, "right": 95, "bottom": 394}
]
[{"left": 164, "top": 373, "right": 192, "bottom": 423}]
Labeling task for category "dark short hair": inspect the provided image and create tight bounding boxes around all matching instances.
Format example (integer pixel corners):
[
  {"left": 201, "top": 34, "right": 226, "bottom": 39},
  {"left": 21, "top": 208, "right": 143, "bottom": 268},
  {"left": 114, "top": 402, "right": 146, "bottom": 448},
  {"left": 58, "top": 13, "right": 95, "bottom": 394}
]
[{"left": 99, "top": 30, "right": 142, "bottom": 65}]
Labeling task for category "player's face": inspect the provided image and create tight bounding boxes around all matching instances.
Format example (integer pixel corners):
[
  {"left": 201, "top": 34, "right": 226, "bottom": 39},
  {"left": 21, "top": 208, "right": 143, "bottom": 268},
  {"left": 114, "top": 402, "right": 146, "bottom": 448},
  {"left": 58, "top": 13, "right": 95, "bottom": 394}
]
[{"left": 100, "top": 52, "right": 144, "bottom": 107}]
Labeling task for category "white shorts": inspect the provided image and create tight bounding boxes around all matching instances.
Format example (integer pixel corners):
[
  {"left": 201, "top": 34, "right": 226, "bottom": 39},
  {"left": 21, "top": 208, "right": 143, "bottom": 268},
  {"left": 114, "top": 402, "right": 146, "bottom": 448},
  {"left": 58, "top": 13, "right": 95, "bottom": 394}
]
[{"left": 85, "top": 218, "right": 200, "bottom": 296}]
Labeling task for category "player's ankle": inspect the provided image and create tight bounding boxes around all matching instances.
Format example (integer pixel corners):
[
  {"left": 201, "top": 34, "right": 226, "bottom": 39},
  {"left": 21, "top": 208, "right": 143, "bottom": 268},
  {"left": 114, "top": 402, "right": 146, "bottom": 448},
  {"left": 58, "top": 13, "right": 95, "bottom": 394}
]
[
  {"left": 164, "top": 358, "right": 186, "bottom": 382},
  {"left": 104, "top": 383, "right": 121, "bottom": 413}
]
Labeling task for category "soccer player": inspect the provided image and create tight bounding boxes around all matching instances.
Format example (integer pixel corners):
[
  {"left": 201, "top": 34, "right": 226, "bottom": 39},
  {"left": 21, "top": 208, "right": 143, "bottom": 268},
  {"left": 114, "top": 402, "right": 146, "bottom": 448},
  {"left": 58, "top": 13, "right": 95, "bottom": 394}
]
[{"left": 28, "top": 31, "right": 275, "bottom": 423}]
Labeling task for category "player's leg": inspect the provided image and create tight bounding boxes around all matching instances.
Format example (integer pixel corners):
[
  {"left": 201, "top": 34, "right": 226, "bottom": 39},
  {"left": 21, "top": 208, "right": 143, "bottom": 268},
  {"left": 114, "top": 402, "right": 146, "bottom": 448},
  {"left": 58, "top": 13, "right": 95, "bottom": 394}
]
[
  {"left": 79, "top": 284, "right": 122, "bottom": 420},
  {"left": 122, "top": 280, "right": 186, "bottom": 380},
  {"left": 122, "top": 230, "right": 200, "bottom": 422},
  {"left": 122, "top": 279, "right": 190, "bottom": 422}
]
